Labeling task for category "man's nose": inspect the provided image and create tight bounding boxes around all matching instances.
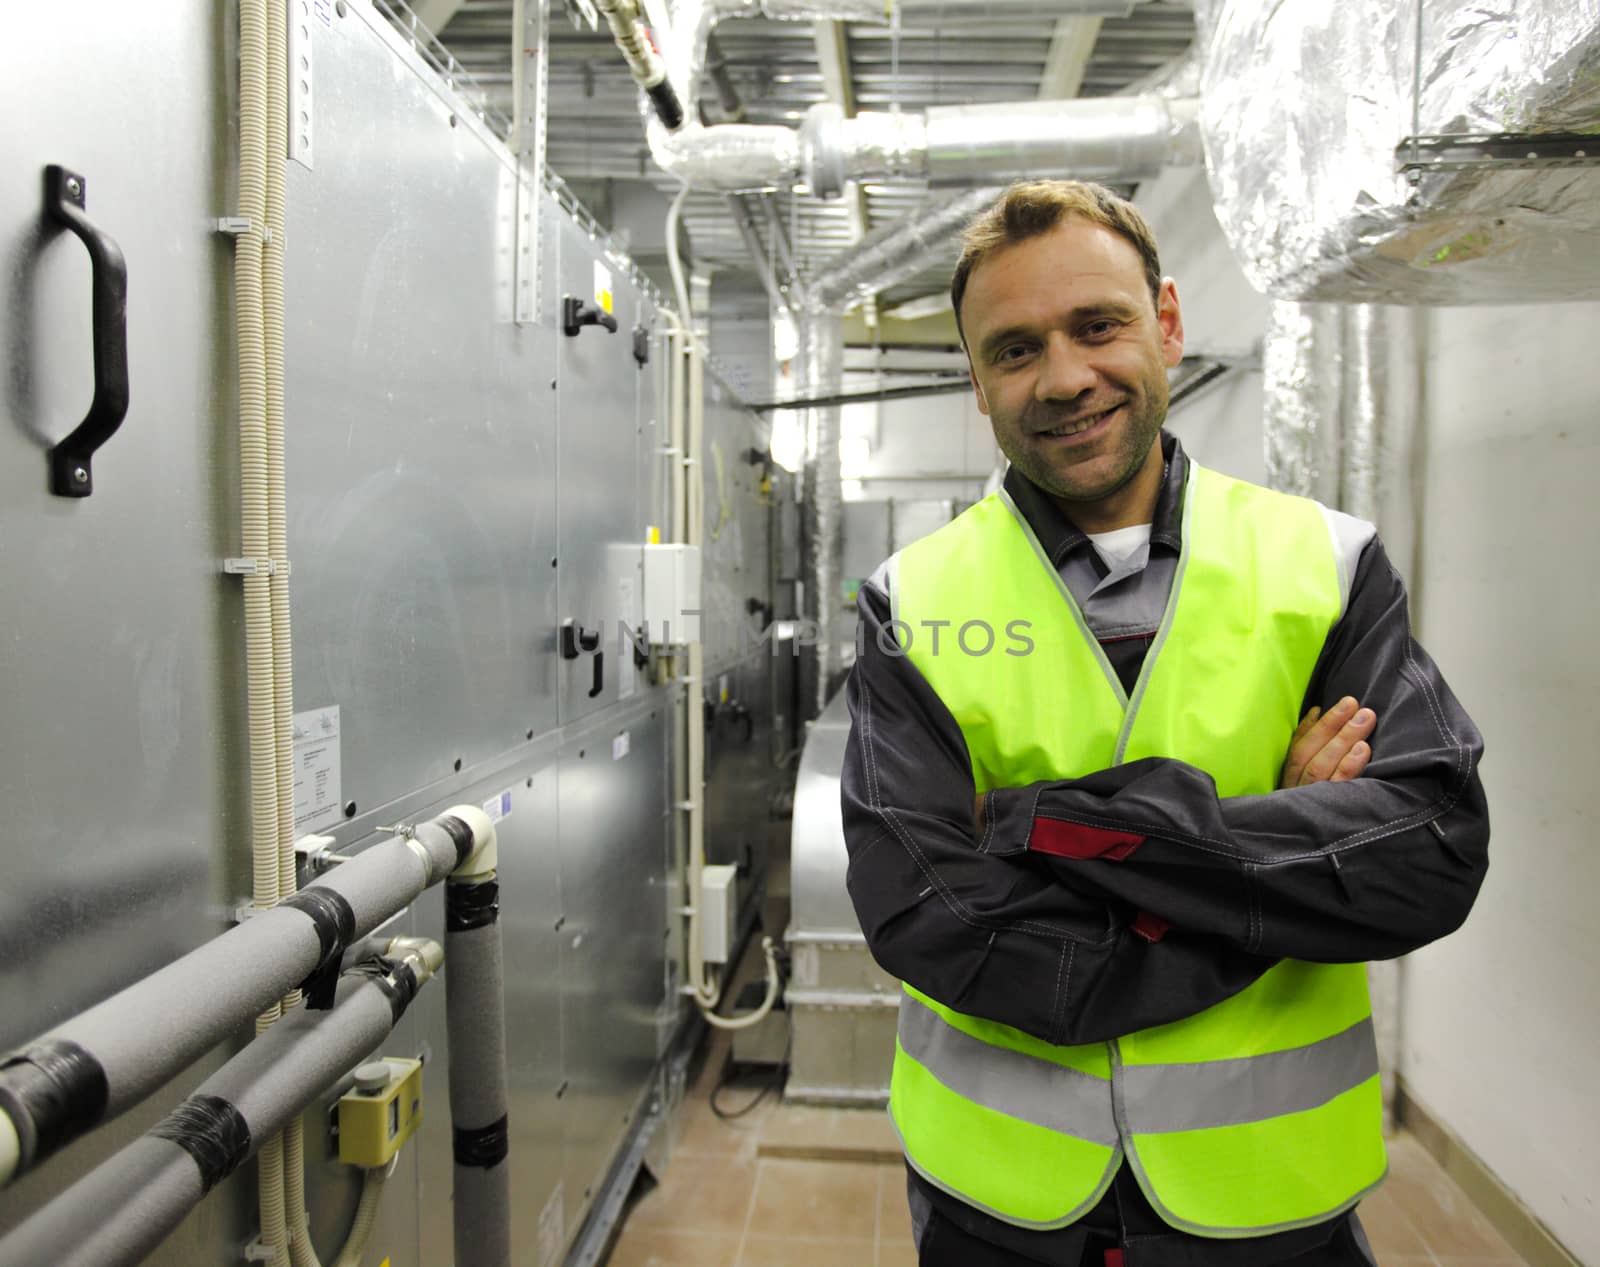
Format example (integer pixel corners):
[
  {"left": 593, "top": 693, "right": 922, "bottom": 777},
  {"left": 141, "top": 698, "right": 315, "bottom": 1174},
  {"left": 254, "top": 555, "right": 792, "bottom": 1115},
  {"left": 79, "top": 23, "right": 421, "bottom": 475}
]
[{"left": 1034, "top": 333, "right": 1097, "bottom": 402}]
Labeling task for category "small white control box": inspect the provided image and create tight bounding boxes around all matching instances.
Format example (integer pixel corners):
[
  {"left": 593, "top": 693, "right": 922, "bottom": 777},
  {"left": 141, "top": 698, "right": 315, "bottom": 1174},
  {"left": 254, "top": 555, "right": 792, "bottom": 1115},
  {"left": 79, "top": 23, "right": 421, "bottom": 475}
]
[
  {"left": 641, "top": 544, "right": 701, "bottom": 646},
  {"left": 700, "top": 864, "right": 738, "bottom": 965}
]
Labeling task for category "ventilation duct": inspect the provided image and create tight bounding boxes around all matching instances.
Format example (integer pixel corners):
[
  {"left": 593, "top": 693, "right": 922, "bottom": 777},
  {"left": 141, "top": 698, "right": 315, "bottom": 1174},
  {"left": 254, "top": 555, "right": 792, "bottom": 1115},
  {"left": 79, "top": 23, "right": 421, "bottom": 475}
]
[
  {"left": 1203, "top": 0, "right": 1600, "bottom": 303},
  {"left": 649, "top": 95, "right": 1199, "bottom": 194},
  {"left": 797, "top": 310, "right": 844, "bottom": 719}
]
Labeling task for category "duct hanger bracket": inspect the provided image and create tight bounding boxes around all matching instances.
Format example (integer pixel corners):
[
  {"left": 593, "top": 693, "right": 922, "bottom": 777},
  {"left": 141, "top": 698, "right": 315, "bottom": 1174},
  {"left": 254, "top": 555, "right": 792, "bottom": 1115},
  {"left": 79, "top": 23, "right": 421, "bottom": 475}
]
[{"left": 1397, "top": 131, "right": 1600, "bottom": 179}]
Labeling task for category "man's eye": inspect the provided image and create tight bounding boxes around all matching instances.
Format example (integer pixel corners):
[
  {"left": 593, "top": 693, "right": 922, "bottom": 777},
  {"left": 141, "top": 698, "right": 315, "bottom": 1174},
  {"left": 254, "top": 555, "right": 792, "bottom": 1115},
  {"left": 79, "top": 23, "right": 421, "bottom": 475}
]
[
  {"left": 1082, "top": 320, "right": 1119, "bottom": 339},
  {"left": 994, "top": 344, "right": 1032, "bottom": 363}
]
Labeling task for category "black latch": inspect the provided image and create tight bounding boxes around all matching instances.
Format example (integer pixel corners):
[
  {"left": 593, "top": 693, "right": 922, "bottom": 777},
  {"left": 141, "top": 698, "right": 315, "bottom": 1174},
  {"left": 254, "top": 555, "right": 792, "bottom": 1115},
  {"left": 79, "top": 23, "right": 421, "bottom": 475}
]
[
  {"left": 562, "top": 296, "right": 618, "bottom": 337},
  {"left": 632, "top": 326, "right": 650, "bottom": 367}
]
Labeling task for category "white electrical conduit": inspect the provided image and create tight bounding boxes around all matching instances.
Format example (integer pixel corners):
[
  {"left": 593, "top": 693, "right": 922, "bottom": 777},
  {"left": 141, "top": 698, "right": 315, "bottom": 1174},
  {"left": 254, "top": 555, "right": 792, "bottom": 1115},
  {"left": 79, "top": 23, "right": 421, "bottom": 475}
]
[
  {"left": 664, "top": 186, "right": 782, "bottom": 1030},
  {"left": 236, "top": 2, "right": 289, "bottom": 1264}
]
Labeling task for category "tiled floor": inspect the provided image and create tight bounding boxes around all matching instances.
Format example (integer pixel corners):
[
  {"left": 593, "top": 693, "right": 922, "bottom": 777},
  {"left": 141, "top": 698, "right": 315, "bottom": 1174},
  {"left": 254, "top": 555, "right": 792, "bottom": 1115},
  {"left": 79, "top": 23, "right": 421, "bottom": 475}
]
[{"left": 604, "top": 1033, "right": 1533, "bottom": 1267}]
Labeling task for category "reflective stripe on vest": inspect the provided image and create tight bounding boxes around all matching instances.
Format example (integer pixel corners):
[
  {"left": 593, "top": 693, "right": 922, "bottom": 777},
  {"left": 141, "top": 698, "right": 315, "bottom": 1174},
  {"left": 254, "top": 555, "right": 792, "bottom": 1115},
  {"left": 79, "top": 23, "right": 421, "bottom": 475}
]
[{"left": 888, "top": 462, "right": 1385, "bottom": 1235}]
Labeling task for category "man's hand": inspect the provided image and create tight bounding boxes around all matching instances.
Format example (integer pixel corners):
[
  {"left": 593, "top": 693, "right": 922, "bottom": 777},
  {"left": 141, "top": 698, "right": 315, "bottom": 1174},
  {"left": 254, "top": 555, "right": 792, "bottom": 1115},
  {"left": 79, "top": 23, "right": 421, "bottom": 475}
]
[{"left": 1280, "top": 696, "right": 1376, "bottom": 789}]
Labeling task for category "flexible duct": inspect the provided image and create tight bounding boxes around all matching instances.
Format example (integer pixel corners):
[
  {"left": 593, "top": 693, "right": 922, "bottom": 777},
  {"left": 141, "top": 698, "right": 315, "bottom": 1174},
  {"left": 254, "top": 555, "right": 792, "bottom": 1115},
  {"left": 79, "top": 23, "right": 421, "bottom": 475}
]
[
  {"left": 797, "top": 311, "right": 844, "bottom": 721},
  {"left": 808, "top": 187, "right": 1000, "bottom": 311},
  {"left": 1203, "top": 0, "right": 1600, "bottom": 302}
]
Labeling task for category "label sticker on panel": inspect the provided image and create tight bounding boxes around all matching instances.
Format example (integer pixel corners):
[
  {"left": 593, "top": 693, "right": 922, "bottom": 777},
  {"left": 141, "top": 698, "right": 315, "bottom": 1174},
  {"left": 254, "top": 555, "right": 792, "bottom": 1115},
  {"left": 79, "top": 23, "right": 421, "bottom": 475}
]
[
  {"left": 482, "top": 789, "right": 513, "bottom": 823},
  {"left": 613, "top": 731, "right": 630, "bottom": 761},
  {"left": 593, "top": 261, "right": 613, "bottom": 315},
  {"left": 292, "top": 706, "right": 342, "bottom": 833}
]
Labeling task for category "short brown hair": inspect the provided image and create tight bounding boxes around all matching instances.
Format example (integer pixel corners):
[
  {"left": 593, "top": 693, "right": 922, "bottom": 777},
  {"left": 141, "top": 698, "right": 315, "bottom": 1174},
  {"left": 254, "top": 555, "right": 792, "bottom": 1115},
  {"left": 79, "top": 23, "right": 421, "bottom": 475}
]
[{"left": 950, "top": 181, "right": 1163, "bottom": 344}]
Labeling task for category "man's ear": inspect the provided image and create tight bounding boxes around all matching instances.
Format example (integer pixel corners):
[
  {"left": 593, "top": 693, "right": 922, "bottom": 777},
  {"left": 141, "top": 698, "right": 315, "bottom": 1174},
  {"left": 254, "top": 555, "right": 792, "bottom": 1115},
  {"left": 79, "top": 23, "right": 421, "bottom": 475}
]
[
  {"left": 970, "top": 367, "right": 990, "bottom": 416},
  {"left": 1158, "top": 278, "right": 1185, "bottom": 368}
]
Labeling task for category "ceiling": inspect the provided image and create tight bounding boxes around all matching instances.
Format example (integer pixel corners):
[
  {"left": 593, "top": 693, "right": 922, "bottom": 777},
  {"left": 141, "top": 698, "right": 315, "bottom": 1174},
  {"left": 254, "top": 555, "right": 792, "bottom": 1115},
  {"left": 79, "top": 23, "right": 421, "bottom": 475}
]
[{"left": 385, "top": 0, "right": 1194, "bottom": 311}]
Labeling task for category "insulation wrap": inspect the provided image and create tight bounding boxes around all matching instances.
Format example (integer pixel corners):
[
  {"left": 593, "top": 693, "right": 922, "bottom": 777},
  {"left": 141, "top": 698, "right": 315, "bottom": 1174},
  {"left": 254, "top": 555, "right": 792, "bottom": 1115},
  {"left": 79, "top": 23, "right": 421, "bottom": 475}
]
[
  {"left": 283, "top": 887, "right": 357, "bottom": 1011},
  {"left": 149, "top": 1095, "right": 251, "bottom": 1195},
  {"left": 452, "top": 1115, "right": 510, "bottom": 1169},
  {"left": 1202, "top": 0, "right": 1600, "bottom": 302},
  {"left": 0, "top": 1041, "right": 107, "bottom": 1170},
  {"left": 446, "top": 879, "right": 501, "bottom": 932}
]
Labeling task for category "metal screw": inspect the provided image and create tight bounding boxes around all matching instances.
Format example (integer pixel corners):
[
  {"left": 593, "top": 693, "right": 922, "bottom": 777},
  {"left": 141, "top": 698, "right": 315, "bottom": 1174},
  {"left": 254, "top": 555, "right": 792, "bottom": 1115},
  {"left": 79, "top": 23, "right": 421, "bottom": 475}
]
[
  {"left": 72, "top": 467, "right": 88, "bottom": 483},
  {"left": 66, "top": 177, "right": 82, "bottom": 199}
]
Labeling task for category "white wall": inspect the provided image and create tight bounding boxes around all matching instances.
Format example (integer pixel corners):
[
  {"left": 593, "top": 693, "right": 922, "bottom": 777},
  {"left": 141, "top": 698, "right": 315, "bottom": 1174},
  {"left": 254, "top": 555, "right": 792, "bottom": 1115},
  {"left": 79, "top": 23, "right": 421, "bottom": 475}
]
[{"left": 1398, "top": 302, "right": 1600, "bottom": 1261}]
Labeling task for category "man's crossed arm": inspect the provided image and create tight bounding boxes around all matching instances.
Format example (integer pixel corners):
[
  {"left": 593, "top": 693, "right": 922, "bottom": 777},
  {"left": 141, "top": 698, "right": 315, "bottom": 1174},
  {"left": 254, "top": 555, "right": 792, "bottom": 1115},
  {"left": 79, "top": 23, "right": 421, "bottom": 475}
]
[{"left": 842, "top": 535, "right": 1487, "bottom": 1047}]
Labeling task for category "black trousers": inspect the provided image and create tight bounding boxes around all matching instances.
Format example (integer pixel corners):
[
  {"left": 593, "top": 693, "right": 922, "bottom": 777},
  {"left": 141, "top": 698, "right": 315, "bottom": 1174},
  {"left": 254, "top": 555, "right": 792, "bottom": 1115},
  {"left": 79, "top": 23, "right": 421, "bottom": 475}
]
[{"left": 910, "top": 1171, "right": 1381, "bottom": 1267}]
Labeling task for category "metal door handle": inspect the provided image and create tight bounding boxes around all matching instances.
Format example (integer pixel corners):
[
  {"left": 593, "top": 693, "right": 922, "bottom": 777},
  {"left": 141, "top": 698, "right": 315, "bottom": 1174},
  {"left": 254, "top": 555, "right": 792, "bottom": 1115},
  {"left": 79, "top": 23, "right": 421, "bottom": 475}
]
[
  {"left": 561, "top": 296, "right": 618, "bottom": 337},
  {"left": 43, "top": 165, "right": 129, "bottom": 498},
  {"left": 588, "top": 650, "right": 605, "bottom": 699}
]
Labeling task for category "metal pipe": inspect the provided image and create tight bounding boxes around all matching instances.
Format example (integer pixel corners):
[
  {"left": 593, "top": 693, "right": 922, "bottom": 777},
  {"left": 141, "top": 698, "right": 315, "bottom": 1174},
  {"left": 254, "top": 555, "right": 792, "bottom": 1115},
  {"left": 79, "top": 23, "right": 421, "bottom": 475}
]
[
  {"left": 0, "top": 809, "right": 490, "bottom": 1188},
  {"left": 446, "top": 843, "right": 511, "bottom": 1267},
  {"left": 727, "top": 194, "right": 790, "bottom": 315},
  {"left": 0, "top": 947, "right": 440, "bottom": 1267}
]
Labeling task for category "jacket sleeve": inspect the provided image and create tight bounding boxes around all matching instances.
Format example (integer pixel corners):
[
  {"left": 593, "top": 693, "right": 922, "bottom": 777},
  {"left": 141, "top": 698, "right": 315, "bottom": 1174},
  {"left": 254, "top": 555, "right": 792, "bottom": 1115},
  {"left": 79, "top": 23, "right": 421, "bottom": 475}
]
[
  {"left": 843, "top": 574, "right": 1278, "bottom": 1047},
  {"left": 983, "top": 535, "right": 1490, "bottom": 962}
]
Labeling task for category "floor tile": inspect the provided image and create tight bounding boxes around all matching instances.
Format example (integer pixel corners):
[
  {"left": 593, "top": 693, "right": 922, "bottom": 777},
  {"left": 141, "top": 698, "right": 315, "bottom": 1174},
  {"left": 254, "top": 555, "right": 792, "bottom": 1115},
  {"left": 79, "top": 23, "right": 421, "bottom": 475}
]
[
  {"left": 737, "top": 1235, "right": 876, "bottom": 1267},
  {"left": 1358, "top": 1188, "right": 1432, "bottom": 1257},
  {"left": 675, "top": 1093, "right": 777, "bottom": 1161},
  {"left": 876, "top": 1163, "right": 915, "bottom": 1252},
  {"left": 1384, "top": 1137, "right": 1522, "bottom": 1259},
  {"left": 745, "top": 1158, "right": 881, "bottom": 1241},
  {"left": 876, "top": 1245, "right": 919, "bottom": 1267},
  {"left": 625, "top": 1152, "right": 760, "bottom": 1237},
  {"left": 608, "top": 1228, "right": 741, "bottom": 1267},
  {"left": 759, "top": 1104, "right": 901, "bottom": 1164}
]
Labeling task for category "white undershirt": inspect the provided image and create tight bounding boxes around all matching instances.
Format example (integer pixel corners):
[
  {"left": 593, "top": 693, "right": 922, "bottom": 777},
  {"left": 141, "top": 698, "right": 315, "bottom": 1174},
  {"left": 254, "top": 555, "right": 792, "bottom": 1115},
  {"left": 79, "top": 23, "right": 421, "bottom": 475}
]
[{"left": 1085, "top": 523, "right": 1153, "bottom": 568}]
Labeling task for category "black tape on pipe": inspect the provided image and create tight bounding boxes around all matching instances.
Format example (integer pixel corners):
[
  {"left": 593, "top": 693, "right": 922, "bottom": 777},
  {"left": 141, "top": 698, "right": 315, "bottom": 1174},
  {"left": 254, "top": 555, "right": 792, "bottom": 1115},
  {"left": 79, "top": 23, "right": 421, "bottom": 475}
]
[
  {"left": 453, "top": 1115, "right": 509, "bottom": 1170},
  {"left": 283, "top": 887, "right": 357, "bottom": 1011},
  {"left": 350, "top": 956, "right": 420, "bottom": 1025},
  {"left": 438, "top": 815, "right": 476, "bottom": 868},
  {"left": 150, "top": 1094, "right": 251, "bottom": 1195},
  {"left": 446, "top": 878, "right": 500, "bottom": 932},
  {"left": 0, "top": 1040, "right": 108, "bottom": 1172},
  {"left": 646, "top": 79, "right": 685, "bottom": 131}
]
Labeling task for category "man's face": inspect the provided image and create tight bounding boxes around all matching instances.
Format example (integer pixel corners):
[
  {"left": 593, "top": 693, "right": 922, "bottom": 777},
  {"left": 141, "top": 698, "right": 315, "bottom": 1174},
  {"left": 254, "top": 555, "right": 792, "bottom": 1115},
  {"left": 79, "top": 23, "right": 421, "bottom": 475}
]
[{"left": 960, "top": 217, "right": 1184, "bottom": 507}]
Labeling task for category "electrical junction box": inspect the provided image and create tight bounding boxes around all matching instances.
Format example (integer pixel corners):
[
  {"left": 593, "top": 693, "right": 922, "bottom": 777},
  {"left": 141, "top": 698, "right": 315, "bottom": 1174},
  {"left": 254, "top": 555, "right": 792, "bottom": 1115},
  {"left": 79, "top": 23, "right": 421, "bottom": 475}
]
[
  {"left": 700, "top": 864, "right": 738, "bottom": 965},
  {"left": 642, "top": 544, "right": 701, "bottom": 646},
  {"left": 337, "top": 1057, "right": 423, "bottom": 1168}
]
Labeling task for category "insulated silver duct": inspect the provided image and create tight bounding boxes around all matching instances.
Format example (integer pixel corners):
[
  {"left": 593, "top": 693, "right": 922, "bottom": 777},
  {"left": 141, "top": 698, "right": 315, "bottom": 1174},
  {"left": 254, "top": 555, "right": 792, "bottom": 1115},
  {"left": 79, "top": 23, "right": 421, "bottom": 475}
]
[
  {"left": 650, "top": 95, "right": 1201, "bottom": 194},
  {"left": 808, "top": 188, "right": 1000, "bottom": 311},
  {"left": 1203, "top": 0, "right": 1600, "bottom": 302},
  {"left": 798, "top": 310, "right": 844, "bottom": 719},
  {"left": 920, "top": 96, "right": 1201, "bottom": 189}
]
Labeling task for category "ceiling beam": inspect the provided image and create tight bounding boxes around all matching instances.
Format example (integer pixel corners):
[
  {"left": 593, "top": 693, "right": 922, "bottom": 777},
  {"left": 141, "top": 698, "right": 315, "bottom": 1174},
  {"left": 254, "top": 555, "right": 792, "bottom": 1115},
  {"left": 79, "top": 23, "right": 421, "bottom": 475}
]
[
  {"left": 813, "top": 19, "right": 870, "bottom": 243},
  {"left": 1038, "top": 16, "right": 1103, "bottom": 99}
]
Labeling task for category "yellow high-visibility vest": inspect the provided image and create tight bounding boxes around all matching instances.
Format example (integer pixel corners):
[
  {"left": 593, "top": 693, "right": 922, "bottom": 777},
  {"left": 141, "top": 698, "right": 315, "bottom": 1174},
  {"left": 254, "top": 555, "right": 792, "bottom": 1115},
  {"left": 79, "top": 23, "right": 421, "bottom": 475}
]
[{"left": 888, "top": 462, "right": 1386, "bottom": 1235}]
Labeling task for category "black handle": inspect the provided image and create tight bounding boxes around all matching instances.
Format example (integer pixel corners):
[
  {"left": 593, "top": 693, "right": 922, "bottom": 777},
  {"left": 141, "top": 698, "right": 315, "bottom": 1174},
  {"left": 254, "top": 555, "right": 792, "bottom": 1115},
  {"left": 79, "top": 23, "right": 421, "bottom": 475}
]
[
  {"left": 560, "top": 622, "right": 602, "bottom": 659},
  {"left": 43, "top": 165, "right": 129, "bottom": 498},
  {"left": 588, "top": 650, "right": 605, "bottom": 699},
  {"left": 562, "top": 296, "right": 618, "bottom": 337}
]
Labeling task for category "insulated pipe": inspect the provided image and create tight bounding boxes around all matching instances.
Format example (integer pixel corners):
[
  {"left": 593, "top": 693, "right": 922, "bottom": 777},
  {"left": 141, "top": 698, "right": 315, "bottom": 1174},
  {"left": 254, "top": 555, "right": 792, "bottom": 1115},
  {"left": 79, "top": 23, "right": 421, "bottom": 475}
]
[
  {"left": 596, "top": 0, "right": 685, "bottom": 129},
  {"left": 648, "top": 95, "right": 1199, "bottom": 194},
  {"left": 0, "top": 948, "right": 440, "bottom": 1267},
  {"left": 0, "top": 811, "right": 488, "bottom": 1188},
  {"left": 444, "top": 810, "right": 511, "bottom": 1267},
  {"left": 727, "top": 194, "right": 791, "bottom": 315},
  {"left": 797, "top": 311, "right": 844, "bottom": 721}
]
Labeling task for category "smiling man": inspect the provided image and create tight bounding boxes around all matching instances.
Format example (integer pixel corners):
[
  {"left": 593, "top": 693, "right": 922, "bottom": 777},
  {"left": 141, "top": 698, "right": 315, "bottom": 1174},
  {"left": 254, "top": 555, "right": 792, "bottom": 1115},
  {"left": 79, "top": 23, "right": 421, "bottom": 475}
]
[{"left": 841, "top": 181, "right": 1490, "bottom": 1266}]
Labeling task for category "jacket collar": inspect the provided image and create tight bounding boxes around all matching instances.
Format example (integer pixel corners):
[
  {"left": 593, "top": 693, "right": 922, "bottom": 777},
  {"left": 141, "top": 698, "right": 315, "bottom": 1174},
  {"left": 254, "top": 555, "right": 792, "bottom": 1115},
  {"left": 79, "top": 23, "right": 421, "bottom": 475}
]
[{"left": 1002, "top": 431, "right": 1187, "bottom": 567}]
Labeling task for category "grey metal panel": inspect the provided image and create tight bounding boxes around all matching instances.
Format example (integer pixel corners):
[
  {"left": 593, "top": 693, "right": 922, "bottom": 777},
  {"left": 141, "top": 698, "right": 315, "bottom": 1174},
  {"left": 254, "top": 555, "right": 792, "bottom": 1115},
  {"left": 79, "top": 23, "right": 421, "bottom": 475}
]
[
  {"left": 555, "top": 223, "right": 648, "bottom": 725},
  {"left": 703, "top": 651, "right": 775, "bottom": 908},
  {"left": 0, "top": 2, "right": 244, "bottom": 1260},
  {"left": 557, "top": 705, "right": 669, "bottom": 1239},
  {"left": 700, "top": 380, "right": 772, "bottom": 670},
  {"left": 285, "top": 2, "right": 563, "bottom": 820}
]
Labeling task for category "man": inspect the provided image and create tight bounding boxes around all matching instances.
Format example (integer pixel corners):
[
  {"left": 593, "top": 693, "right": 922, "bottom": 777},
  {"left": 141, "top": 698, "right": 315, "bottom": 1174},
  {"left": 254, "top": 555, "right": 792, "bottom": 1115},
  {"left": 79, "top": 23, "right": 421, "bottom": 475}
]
[{"left": 840, "top": 181, "right": 1489, "bottom": 1266}]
